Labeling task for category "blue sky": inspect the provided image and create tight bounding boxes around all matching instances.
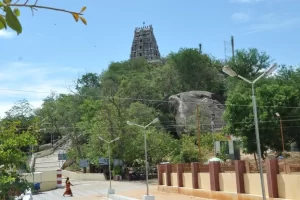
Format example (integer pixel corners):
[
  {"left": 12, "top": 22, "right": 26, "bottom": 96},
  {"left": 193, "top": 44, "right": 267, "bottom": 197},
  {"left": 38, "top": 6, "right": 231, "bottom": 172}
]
[{"left": 0, "top": 0, "right": 300, "bottom": 117}]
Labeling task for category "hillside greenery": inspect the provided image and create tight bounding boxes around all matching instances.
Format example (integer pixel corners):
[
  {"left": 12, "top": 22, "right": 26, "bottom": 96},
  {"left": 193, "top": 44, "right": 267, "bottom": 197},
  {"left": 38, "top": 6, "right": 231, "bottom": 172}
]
[{"left": 1, "top": 48, "right": 300, "bottom": 195}]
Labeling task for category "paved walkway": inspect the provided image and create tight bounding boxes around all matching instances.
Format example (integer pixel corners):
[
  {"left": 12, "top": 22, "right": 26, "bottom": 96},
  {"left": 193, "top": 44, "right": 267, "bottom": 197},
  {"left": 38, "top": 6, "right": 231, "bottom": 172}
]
[
  {"left": 33, "top": 180, "right": 207, "bottom": 200},
  {"left": 35, "top": 142, "right": 69, "bottom": 172},
  {"left": 118, "top": 185, "right": 207, "bottom": 200}
]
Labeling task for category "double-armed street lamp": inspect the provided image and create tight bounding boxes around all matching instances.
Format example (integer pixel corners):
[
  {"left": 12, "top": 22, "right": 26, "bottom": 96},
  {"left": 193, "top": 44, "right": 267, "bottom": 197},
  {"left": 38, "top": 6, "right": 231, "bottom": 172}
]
[
  {"left": 98, "top": 136, "right": 120, "bottom": 195},
  {"left": 127, "top": 118, "right": 159, "bottom": 200},
  {"left": 222, "top": 64, "right": 277, "bottom": 200}
]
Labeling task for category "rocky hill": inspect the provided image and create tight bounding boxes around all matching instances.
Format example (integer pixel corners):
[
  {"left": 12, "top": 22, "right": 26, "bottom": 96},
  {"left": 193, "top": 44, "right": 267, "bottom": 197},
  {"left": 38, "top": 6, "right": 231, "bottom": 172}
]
[{"left": 169, "top": 91, "right": 226, "bottom": 135}]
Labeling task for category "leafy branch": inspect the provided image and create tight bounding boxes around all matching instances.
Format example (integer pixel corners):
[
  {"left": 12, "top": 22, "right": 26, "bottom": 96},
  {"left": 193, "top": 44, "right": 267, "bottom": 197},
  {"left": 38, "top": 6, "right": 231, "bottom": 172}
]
[{"left": 0, "top": 0, "right": 87, "bottom": 35}]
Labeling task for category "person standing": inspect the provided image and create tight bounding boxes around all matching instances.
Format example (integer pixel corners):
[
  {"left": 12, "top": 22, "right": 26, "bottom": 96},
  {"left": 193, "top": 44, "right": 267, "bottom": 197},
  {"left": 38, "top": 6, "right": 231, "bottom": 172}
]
[{"left": 63, "top": 177, "right": 73, "bottom": 197}]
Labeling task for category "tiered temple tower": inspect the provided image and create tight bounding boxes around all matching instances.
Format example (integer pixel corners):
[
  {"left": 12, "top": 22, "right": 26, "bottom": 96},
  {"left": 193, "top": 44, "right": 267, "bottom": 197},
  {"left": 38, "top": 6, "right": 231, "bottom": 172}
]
[{"left": 130, "top": 24, "right": 161, "bottom": 62}]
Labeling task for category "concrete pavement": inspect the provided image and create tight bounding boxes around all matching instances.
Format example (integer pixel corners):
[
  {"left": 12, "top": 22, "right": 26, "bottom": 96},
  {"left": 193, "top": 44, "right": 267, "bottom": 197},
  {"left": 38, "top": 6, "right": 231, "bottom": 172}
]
[
  {"left": 33, "top": 180, "right": 208, "bottom": 200},
  {"left": 35, "top": 144, "right": 68, "bottom": 172},
  {"left": 33, "top": 180, "right": 145, "bottom": 200}
]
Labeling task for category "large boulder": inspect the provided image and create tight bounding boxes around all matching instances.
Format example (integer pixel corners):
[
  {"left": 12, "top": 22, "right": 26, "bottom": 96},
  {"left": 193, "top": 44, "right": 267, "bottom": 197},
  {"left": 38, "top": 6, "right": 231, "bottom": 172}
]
[{"left": 169, "top": 91, "right": 226, "bottom": 136}]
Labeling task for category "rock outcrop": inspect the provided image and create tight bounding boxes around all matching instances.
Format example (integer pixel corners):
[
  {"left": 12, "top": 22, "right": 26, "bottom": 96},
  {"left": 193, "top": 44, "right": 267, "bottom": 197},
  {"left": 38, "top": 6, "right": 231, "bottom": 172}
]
[{"left": 169, "top": 91, "right": 226, "bottom": 136}]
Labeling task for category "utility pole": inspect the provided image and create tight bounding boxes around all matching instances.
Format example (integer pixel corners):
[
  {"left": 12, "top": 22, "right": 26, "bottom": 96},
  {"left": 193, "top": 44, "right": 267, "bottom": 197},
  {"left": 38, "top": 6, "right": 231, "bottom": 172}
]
[
  {"left": 231, "top": 36, "right": 235, "bottom": 62},
  {"left": 197, "top": 105, "right": 201, "bottom": 161},
  {"left": 276, "top": 112, "right": 286, "bottom": 173},
  {"left": 211, "top": 102, "right": 216, "bottom": 156},
  {"left": 199, "top": 43, "right": 202, "bottom": 54}
]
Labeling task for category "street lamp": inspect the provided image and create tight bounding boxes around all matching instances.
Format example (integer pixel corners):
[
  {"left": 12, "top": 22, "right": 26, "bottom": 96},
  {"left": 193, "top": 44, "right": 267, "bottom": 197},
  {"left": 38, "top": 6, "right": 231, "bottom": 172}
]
[
  {"left": 127, "top": 118, "right": 159, "bottom": 200},
  {"left": 275, "top": 112, "right": 286, "bottom": 173},
  {"left": 222, "top": 64, "right": 277, "bottom": 200},
  {"left": 98, "top": 136, "right": 120, "bottom": 195}
]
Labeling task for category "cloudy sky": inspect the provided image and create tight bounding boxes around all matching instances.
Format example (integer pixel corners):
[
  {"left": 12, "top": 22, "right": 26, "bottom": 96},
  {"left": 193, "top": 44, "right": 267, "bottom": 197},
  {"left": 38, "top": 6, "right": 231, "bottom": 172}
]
[{"left": 1, "top": 0, "right": 299, "bottom": 117}]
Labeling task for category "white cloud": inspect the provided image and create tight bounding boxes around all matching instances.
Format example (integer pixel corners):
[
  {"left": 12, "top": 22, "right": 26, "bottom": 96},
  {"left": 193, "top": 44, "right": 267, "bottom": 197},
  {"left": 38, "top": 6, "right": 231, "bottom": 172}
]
[
  {"left": 244, "top": 13, "right": 300, "bottom": 34},
  {"left": 0, "top": 30, "right": 16, "bottom": 39},
  {"left": 232, "top": 12, "right": 251, "bottom": 23},
  {"left": 247, "top": 18, "right": 300, "bottom": 33},
  {"left": 230, "top": 0, "right": 264, "bottom": 3},
  {"left": 0, "top": 61, "right": 85, "bottom": 117}
]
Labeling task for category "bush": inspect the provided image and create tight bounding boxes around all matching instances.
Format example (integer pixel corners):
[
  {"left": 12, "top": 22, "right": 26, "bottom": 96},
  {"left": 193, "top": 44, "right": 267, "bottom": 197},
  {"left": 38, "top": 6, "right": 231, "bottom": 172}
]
[{"left": 112, "top": 166, "right": 122, "bottom": 176}]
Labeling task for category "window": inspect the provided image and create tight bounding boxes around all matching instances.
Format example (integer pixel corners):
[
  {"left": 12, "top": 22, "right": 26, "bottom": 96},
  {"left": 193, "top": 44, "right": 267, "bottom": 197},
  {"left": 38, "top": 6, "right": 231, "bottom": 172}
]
[
  {"left": 140, "top": 46, "right": 142, "bottom": 49},
  {"left": 139, "top": 53, "right": 142, "bottom": 56},
  {"left": 140, "top": 39, "right": 142, "bottom": 43}
]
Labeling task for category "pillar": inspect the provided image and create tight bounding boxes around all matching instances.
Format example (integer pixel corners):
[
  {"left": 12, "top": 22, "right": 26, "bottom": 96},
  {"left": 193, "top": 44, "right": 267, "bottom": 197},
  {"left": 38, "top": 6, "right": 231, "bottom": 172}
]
[
  {"left": 56, "top": 169, "right": 62, "bottom": 188},
  {"left": 245, "top": 160, "right": 250, "bottom": 173},
  {"left": 235, "top": 160, "right": 246, "bottom": 193},
  {"left": 266, "top": 159, "right": 279, "bottom": 198},
  {"left": 209, "top": 161, "right": 221, "bottom": 191},
  {"left": 191, "top": 162, "right": 199, "bottom": 189},
  {"left": 177, "top": 164, "right": 184, "bottom": 187},
  {"left": 165, "top": 164, "right": 172, "bottom": 186},
  {"left": 157, "top": 165, "right": 163, "bottom": 185}
]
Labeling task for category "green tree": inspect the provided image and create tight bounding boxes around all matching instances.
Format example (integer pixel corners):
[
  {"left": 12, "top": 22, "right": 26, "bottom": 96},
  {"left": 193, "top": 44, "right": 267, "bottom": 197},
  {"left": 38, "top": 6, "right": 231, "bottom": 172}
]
[
  {"left": 0, "top": 121, "right": 37, "bottom": 199},
  {"left": 275, "top": 66, "right": 300, "bottom": 149},
  {"left": 224, "top": 78, "right": 300, "bottom": 157},
  {"left": 227, "top": 48, "right": 271, "bottom": 80},
  {"left": 0, "top": 0, "right": 87, "bottom": 34},
  {"left": 75, "top": 73, "right": 101, "bottom": 98},
  {"left": 170, "top": 135, "right": 205, "bottom": 163},
  {"left": 2, "top": 99, "right": 41, "bottom": 143},
  {"left": 168, "top": 48, "right": 223, "bottom": 95}
]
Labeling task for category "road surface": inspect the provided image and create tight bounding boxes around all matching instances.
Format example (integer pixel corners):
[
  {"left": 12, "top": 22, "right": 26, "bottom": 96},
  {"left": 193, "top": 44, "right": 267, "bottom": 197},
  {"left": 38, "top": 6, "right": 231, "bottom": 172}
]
[
  {"left": 33, "top": 180, "right": 208, "bottom": 200},
  {"left": 33, "top": 180, "right": 145, "bottom": 200}
]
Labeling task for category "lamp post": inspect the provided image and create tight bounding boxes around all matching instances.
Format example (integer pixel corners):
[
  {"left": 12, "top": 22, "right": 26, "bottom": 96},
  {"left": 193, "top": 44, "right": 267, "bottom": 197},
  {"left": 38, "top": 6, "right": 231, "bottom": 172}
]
[
  {"left": 275, "top": 112, "right": 286, "bottom": 173},
  {"left": 127, "top": 118, "right": 159, "bottom": 200},
  {"left": 98, "top": 136, "right": 120, "bottom": 194},
  {"left": 222, "top": 64, "right": 277, "bottom": 200}
]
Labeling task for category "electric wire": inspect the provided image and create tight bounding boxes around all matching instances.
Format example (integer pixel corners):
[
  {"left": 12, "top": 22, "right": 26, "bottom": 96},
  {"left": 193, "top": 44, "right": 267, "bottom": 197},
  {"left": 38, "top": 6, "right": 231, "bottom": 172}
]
[{"left": 1, "top": 88, "right": 300, "bottom": 109}]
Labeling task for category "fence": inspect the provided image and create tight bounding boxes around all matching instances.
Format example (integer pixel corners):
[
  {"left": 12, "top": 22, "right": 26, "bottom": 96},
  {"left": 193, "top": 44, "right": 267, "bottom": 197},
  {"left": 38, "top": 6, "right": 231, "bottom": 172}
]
[{"left": 157, "top": 159, "right": 300, "bottom": 200}]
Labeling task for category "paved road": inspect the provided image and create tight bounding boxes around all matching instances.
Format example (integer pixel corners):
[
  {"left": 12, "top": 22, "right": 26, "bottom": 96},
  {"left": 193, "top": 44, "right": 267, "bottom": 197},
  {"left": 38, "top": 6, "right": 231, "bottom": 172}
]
[
  {"left": 33, "top": 180, "right": 208, "bottom": 200},
  {"left": 33, "top": 180, "right": 146, "bottom": 200}
]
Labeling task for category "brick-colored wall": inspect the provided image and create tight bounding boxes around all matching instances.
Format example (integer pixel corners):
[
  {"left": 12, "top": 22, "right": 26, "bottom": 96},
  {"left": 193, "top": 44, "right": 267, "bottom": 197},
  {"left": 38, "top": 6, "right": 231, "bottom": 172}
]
[{"left": 157, "top": 160, "right": 298, "bottom": 200}]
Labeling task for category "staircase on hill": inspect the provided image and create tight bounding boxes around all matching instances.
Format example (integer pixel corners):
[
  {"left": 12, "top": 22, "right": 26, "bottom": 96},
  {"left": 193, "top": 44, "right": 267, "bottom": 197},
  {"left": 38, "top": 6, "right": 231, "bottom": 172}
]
[{"left": 34, "top": 140, "right": 70, "bottom": 172}]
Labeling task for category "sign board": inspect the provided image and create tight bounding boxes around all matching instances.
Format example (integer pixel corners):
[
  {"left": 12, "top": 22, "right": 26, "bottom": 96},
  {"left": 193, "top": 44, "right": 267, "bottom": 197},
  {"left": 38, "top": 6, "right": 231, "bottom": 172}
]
[
  {"left": 79, "top": 159, "right": 89, "bottom": 168},
  {"left": 228, "top": 140, "right": 234, "bottom": 154},
  {"left": 99, "top": 157, "right": 109, "bottom": 165},
  {"left": 113, "top": 159, "right": 123, "bottom": 166},
  {"left": 58, "top": 153, "right": 67, "bottom": 161},
  {"left": 215, "top": 141, "right": 221, "bottom": 153}
]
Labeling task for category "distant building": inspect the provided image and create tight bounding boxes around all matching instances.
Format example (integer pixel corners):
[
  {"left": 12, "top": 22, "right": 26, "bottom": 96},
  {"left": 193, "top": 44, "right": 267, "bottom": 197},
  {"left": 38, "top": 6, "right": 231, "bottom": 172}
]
[{"left": 130, "top": 24, "right": 161, "bottom": 62}]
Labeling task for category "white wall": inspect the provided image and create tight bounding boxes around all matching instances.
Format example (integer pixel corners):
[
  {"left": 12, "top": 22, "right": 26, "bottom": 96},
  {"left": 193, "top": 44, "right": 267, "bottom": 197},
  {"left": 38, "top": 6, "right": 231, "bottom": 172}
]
[
  {"left": 62, "top": 170, "right": 106, "bottom": 181},
  {"left": 23, "top": 171, "right": 57, "bottom": 192}
]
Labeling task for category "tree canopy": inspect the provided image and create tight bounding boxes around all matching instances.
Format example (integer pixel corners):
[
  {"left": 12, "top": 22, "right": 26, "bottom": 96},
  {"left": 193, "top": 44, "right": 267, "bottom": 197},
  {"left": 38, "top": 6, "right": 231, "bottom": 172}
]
[{"left": 1, "top": 46, "right": 299, "bottom": 191}]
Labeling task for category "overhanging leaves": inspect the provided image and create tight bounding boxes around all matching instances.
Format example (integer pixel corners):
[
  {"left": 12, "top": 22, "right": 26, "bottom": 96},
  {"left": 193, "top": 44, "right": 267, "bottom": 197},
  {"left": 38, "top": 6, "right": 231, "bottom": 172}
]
[
  {"left": 0, "top": 15, "right": 6, "bottom": 30},
  {"left": 72, "top": 12, "right": 79, "bottom": 22},
  {"left": 5, "top": 6, "right": 22, "bottom": 34},
  {"left": 80, "top": 6, "right": 86, "bottom": 13},
  {"left": 13, "top": 8, "right": 20, "bottom": 17},
  {"left": 80, "top": 16, "right": 87, "bottom": 25}
]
